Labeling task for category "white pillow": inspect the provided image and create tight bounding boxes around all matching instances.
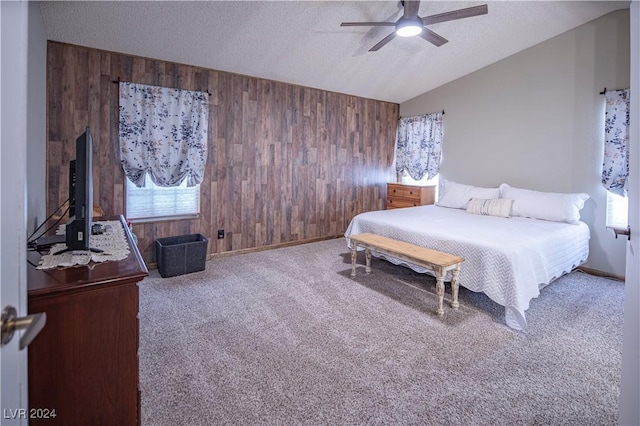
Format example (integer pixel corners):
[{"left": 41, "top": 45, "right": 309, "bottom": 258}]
[
  {"left": 499, "top": 183, "right": 589, "bottom": 224},
  {"left": 466, "top": 198, "right": 513, "bottom": 218},
  {"left": 437, "top": 179, "right": 500, "bottom": 209}
]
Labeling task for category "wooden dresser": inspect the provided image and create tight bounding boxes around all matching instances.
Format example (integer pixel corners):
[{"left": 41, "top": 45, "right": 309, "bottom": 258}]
[
  {"left": 27, "top": 215, "right": 148, "bottom": 426},
  {"left": 387, "top": 183, "right": 436, "bottom": 209}
]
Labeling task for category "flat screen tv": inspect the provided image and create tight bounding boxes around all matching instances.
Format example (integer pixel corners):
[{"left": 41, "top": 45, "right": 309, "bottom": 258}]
[{"left": 61, "top": 126, "right": 101, "bottom": 253}]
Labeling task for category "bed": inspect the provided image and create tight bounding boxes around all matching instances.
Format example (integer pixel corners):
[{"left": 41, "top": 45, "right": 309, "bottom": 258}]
[{"left": 344, "top": 181, "right": 591, "bottom": 330}]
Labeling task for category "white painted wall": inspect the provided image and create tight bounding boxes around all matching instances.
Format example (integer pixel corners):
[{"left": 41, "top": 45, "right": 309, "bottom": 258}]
[{"left": 401, "top": 10, "right": 630, "bottom": 277}]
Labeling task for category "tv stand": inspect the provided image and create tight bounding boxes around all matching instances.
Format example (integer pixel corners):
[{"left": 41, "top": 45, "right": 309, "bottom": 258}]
[
  {"left": 60, "top": 216, "right": 101, "bottom": 254},
  {"left": 27, "top": 215, "right": 148, "bottom": 425}
]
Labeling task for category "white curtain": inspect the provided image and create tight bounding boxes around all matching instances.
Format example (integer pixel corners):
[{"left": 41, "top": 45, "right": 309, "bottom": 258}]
[
  {"left": 395, "top": 112, "right": 443, "bottom": 181},
  {"left": 118, "top": 82, "right": 209, "bottom": 188},
  {"left": 602, "top": 88, "right": 630, "bottom": 196}
]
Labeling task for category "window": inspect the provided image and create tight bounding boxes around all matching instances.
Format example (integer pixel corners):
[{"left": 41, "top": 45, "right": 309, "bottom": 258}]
[
  {"left": 606, "top": 191, "right": 629, "bottom": 229},
  {"left": 125, "top": 174, "right": 200, "bottom": 221},
  {"left": 119, "top": 82, "right": 208, "bottom": 222}
]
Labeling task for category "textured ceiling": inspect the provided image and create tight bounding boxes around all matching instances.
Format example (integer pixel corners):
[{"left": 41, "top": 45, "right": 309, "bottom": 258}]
[{"left": 39, "top": 1, "right": 629, "bottom": 104}]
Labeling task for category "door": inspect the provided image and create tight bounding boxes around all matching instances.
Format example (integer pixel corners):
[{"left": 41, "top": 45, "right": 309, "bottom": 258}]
[
  {"left": 1, "top": 1, "right": 30, "bottom": 424},
  {"left": 619, "top": 2, "right": 640, "bottom": 424}
]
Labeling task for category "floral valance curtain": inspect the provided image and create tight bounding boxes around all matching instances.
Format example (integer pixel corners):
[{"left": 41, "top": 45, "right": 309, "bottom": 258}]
[
  {"left": 395, "top": 112, "right": 443, "bottom": 181},
  {"left": 602, "top": 88, "right": 630, "bottom": 196},
  {"left": 118, "top": 82, "right": 209, "bottom": 188}
]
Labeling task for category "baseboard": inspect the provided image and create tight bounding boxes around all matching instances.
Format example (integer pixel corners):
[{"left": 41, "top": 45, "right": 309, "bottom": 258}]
[
  {"left": 207, "top": 235, "right": 344, "bottom": 260},
  {"left": 576, "top": 266, "right": 625, "bottom": 281}
]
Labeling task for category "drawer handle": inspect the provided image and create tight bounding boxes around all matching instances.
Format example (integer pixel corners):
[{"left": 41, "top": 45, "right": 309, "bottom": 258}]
[
  {"left": 393, "top": 189, "right": 396, "bottom": 193},
  {"left": 409, "top": 191, "right": 413, "bottom": 195},
  {"left": 413, "top": 203, "right": 417, "bottom": 206}
]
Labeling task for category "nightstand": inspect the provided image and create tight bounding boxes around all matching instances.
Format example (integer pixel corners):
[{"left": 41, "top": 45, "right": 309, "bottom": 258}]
[{"left": 387, "top": 183, "right": 436, "bottom": 209}]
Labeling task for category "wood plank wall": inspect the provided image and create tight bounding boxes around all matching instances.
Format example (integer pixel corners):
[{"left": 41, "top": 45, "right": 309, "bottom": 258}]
[{"left": 46, "top": 41, "right": 399, "bottom": 264}]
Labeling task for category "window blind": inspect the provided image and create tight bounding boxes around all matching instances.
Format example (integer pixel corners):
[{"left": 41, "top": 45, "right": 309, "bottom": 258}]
[
  {"left": 606, "top": 191, "right": 629, "bottom": 229},
  {"left": 126, "top": 174, "right": 200, "bottom": 221}
]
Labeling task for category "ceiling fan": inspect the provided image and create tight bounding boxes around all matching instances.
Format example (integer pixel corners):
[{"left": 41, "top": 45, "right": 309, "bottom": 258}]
[{"left": 341, "top": 1, "right": 488, "bottom": 51}]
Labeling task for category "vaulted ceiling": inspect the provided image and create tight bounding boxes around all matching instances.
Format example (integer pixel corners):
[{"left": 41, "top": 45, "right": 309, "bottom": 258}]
[{"left": 39, "top": 1, "right": 629, "bottom": 103}]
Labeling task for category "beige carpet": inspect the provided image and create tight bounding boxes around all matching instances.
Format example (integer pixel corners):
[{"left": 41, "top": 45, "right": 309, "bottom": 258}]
[{"left": 139, "top": 238, "right": 623, "bottom": 425}]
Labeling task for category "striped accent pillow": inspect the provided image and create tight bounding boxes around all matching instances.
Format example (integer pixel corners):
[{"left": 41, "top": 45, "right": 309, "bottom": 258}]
[{"left": 466, "top": 198, "right": 513, "bottom": 218}]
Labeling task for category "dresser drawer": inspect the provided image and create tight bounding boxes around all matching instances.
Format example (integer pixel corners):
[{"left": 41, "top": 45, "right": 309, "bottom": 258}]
[
  {"left": 387, "top": 198, "right": 422, "bottom": 208},
  {"left": 388, "top": 185, "right": 422, "bottom": 201},
  {"left": 386, "top": 183, "right": 435, "bottom": 209}
]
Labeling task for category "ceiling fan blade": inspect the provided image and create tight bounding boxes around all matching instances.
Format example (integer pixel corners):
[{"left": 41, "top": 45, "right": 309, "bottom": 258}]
[
  {"left": 340, "top": 22, "right": 396, "bottom": 27},
  {"left": 419, "top": 28, "right": 448, "bottom": 47},
  {"left": 369, "top": 32, "right": 398, "bottom": 51},
  {"left": 403, "top": 0, "right": 421, "bottom": 19},
  {"left": 421, "top": 4, "right": 488, "bottom": 26}
]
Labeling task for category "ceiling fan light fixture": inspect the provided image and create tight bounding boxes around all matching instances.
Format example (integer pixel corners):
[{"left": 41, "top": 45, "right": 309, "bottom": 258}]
[{"left": 395, "top": 18, "right": 423, "bottom": 37}]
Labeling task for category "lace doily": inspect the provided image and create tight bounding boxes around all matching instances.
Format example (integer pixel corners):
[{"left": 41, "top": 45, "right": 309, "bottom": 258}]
[{"left": 37, "top": 220, "right": 130, "bottom": 270}]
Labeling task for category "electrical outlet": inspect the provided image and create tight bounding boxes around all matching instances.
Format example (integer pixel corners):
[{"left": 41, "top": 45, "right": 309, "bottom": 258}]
[{"left": 217, "top": 230, "right": 224, "bottom": 239}]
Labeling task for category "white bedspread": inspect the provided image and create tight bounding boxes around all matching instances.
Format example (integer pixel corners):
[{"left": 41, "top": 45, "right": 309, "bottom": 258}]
[{"left": 344, "top": 205, "right": 590, "bottom": 330}]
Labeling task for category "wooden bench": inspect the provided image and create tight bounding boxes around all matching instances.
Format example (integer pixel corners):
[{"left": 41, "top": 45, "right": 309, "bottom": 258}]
[{"left": 348, "top": 233, "right": 464, "bottom": 316}]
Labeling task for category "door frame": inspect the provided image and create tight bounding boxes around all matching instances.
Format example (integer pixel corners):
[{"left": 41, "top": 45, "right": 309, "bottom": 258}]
[
  {"left": 618, "top": 2, "right": 640, "bottom": 424},
  {"left": 1, "top": 1, "right": 30, "bottom": 424}
]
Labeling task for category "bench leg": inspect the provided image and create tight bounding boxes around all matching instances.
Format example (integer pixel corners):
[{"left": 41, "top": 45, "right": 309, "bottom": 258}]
[
  {"left": 451, "top": 264, "right": 461, "bottom": 309},
  {"left": 435, "top": 271, "right": 445, "bottom": 316},
  {"left": 365, "top": 248, "right": 371, "bottom": 274},
  {"left": 350, "top": 245, "right": 358, "bottom": 277}
]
